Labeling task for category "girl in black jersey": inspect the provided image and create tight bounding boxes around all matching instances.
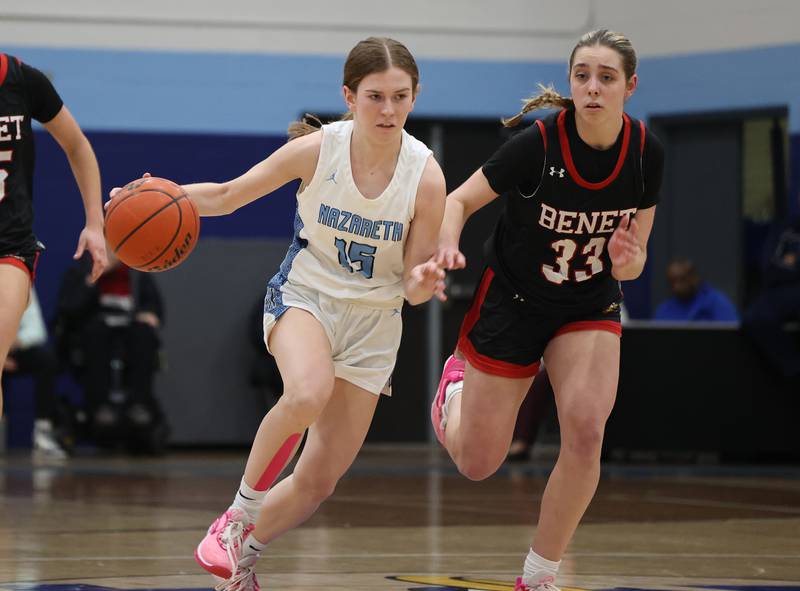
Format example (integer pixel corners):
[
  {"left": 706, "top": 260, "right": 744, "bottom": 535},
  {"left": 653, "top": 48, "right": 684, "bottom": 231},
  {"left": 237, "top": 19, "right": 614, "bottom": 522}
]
[
  {"left": 431, "top": 30, "right": 664, "bottom": 591},
  {"left": 0, "top": 55, "right": 108, "bottom": 417}
]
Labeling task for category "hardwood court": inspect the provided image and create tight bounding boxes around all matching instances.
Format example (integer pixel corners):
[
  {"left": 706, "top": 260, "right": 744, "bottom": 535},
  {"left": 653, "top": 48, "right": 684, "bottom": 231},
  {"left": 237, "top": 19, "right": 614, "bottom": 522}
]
[{"left": 1, "top": 446, "right": 799, "bottom": 590}]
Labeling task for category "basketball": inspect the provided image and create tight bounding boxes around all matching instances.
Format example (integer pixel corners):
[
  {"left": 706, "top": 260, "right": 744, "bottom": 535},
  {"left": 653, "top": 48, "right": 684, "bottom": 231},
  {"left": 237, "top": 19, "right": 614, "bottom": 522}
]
[{"left": 104, "top": 176, "right": 200, "bottom": 272}]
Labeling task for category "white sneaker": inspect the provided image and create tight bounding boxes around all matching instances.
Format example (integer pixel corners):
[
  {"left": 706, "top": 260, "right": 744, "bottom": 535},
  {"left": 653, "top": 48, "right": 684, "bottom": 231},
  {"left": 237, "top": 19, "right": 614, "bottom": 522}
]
[{"left": 32, "top": 420, "right": 68, "bottom": 460}]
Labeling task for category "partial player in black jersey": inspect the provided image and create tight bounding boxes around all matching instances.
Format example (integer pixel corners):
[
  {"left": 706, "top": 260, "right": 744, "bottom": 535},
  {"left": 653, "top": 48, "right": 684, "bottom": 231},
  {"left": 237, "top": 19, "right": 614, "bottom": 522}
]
[
  {"left": 431, "top": 30, "right": 664, "bottom": 591},
  {"left": 0, "top": 54, "right": 108, "bottom": 417}
]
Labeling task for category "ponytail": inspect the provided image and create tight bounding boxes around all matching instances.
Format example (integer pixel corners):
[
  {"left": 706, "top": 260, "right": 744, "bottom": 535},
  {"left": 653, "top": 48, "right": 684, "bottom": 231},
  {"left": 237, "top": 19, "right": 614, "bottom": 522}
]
[
  {"left": 287, "top": 113, "right": 322, "bottom": 141},
  {"left": 502, "top": 84, "right": 573, "bottom": 128},
  {"left": 287, "top": 112, "right": 355, "bottom": 141}
]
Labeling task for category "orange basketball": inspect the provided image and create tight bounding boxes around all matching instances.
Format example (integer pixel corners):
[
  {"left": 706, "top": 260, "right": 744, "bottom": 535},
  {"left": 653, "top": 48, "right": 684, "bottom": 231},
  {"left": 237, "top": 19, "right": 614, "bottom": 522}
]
[{"left": 104, "top": 176, "right": 200, "bottom": 272}]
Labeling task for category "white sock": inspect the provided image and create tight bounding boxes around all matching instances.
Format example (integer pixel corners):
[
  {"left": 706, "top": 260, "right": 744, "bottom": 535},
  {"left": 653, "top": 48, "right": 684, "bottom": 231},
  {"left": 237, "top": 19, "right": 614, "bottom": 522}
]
[
  {"left": 230, "top": 477, "right": 266, "bottom": 524},
  {"left": 238, "top": 533, "right": 267, "bottom": 568},
  {"left": 523, "top": 548, "right": 560, "bottom": 585},
  {"left": 441, "top": 380, "right": 463, "bottom": 428}
]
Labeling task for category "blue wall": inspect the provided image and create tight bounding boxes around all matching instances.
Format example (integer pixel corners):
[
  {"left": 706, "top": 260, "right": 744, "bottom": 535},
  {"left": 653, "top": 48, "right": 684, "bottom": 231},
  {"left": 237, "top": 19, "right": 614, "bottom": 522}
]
[
  {"left": 8, "top": 43, "right": 800, "bottom": 134},
  {"left": 12, "top": 42, "right": 800, "bottom": 321}
]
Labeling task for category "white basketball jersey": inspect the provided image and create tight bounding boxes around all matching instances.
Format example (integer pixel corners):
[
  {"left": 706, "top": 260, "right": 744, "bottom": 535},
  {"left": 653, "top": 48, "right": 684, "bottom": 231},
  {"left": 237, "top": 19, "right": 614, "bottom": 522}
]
[{"left": 274, "top": 120, "right": 432, "bottom": 308}]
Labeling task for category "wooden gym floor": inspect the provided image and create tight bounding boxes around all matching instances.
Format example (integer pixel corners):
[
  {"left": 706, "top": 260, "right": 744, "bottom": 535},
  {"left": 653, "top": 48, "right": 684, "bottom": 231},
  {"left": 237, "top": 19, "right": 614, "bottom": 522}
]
[{"left": 1, "top": 446, "right": 799, "bottom": 591}]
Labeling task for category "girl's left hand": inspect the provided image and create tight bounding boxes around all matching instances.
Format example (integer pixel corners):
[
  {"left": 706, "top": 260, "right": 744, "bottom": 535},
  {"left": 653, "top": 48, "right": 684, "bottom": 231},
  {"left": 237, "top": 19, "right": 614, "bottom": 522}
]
[
  {"left": 410, "top": 260, "right": 447, "bottom": 302},
  {"left": 74, "top": 225, "right": 109, "bottom": 282},
  {"left": 608, "top": 214, "right": 642, "bottom": 270}
]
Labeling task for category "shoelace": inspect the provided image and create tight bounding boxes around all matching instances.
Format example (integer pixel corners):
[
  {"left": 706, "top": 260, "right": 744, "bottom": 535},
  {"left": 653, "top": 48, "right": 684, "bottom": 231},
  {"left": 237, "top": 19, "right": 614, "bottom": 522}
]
[
  {"left": 516, "top": 576, "right": 560, "bottom": 591},
  {"left": 214, "top": 565, "right": 258, "bottom": 591},
  {"left": 217, "top": 515, "right": 247, "bottom": 572}
]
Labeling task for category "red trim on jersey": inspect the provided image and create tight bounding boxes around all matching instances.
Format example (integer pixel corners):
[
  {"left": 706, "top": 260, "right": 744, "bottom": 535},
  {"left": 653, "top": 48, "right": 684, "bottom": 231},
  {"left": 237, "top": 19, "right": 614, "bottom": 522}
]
[
  {"left": 558, "top": 110, "right": 631, "bottom": 190},
  {"left": 640, "top": 121, "right": 646, "bottom": 155},
  {"left": 554, "top": 319, "right": 621, "bottom": 337},
  {"left": 0, "top": 256, "right": 35, "bottom": 281},
  {"left": 456, "top": 268, "right": 541, "bottom": 379},
  {"left": 0, "top": 54, "right": 8, "bottom": 89},
  {"left": 535, "top": 119, "right": 547, "bottom": 152}
]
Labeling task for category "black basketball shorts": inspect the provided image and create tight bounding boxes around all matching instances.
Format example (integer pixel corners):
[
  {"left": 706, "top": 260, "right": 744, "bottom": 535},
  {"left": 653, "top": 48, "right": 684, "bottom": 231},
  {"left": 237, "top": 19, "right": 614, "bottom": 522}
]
[
  {"left": 457, "top": 267, "right": 622, "bottom": 378},
  {"left": 0, "top": 242, "right": 44, "bottom": 281}
]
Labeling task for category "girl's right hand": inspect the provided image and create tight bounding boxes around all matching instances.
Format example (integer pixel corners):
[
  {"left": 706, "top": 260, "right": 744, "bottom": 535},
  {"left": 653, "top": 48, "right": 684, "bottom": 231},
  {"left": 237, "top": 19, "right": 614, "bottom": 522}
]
[
  {"left": 434, "top": 243, "right": 466, "bottom": 270},
  {"left": 106, "top": 172, "right": 152, "bottom": 209}
]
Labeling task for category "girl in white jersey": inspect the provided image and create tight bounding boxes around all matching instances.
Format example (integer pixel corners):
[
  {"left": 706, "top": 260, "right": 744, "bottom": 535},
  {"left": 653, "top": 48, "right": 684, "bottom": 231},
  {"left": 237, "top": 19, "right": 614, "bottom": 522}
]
[{"left": 146, "top": 37, "right": 446, "bottom": 591}]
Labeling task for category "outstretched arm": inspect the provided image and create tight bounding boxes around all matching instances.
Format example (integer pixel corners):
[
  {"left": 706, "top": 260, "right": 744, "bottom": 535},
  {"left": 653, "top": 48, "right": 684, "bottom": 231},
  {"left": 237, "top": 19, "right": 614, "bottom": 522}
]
[
  {"left": 184, "top": 132, "right": 321, "bottom": 216},
  {"left": 403, "top": 157, "right": 447, "bottom": 305},
  {"left": 43, "top": 106, "right": 108, "bottom": 282},
  {"left": 435, "top": 168, "right": 499, "bottom": 270}
]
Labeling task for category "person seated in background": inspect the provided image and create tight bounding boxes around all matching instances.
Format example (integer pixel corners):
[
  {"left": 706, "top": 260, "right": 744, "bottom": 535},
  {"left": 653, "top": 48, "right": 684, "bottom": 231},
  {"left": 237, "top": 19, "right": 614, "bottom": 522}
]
[
  {"left": 3, "top": 288, "right": 68, "bottom": 459},
  {"left": 654, "top": 258, "right": 738, "bottom": 322},
  {"left": 743, "top": 215, "right": 800, "bottom": 381},
  {"left": 54, "top": 251, "right": 168, "bottom": 452}
]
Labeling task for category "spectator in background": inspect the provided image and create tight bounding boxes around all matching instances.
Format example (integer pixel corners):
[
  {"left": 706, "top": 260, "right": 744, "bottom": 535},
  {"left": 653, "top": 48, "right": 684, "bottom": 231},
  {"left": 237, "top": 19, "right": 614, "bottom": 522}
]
[
  {"left": 54, "top": 250, "right": 167, "bottom": 452},
  {"left": 654, "top": 258, "right": 738, "bottom": 322},
  {"left": 743, "top": 216, "right": 800, "bottom": 380},
  {"left": 3, "top": 288, "right": 68, "bottom": 459}
]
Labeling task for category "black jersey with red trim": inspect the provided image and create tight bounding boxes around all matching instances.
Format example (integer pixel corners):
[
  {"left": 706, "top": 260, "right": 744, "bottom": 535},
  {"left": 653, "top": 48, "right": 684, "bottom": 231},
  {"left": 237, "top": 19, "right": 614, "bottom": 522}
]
[
  {"left": 0, "top": 54, "right": 64, "bottom": 254},
  {"left": 481, "top": 108, "right": 664, "bottom": 313}
]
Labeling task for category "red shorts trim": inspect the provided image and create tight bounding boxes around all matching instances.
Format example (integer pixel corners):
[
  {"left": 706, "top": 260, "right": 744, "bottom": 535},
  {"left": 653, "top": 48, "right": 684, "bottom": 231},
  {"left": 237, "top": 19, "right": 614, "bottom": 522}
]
[
  {"left": 554, "top": 319, "right": 622, "bottom": 337},
  {"left": 458, "top": 333, "right": 541, "bottom": 378},
  {"left": 458, "top": 267, "right": 495, "bottom": 343},
  {"left": 0, "top": 254, "right": 37, "bottom": 281},
  {"left": 457, "top": 268, "right": 541, "bottom": 379}
]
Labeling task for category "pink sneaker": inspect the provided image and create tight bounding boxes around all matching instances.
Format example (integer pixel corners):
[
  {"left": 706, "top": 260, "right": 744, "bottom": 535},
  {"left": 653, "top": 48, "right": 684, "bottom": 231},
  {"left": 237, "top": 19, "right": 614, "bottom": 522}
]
[
  {"left": 214, "top": 565, "right": 260, "bottom": 591},
  {"left": 431, "top": 354, "right": 465, "bottom": 446},
  {"left": 515, "top": 576, "right": 560, "bottom": 591},
  {"left": 194, "top": 508, "right": 254, "bottom": 579}
]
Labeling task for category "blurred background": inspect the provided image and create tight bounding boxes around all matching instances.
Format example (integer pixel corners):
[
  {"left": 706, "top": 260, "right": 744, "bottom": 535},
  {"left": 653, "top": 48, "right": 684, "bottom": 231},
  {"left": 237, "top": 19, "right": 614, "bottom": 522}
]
[{"left": 2, "top": 0, "right": 798, "bottom": 459}]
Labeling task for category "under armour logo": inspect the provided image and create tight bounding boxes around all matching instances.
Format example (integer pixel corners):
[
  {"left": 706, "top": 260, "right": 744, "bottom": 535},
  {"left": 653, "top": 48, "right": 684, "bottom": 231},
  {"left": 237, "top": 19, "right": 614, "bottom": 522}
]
[
  {"left": 326, "top": 170, "right": 337, "bottom": 183},
  {"left": 549, "top": 167, "right": 565, "bottom": 178}
]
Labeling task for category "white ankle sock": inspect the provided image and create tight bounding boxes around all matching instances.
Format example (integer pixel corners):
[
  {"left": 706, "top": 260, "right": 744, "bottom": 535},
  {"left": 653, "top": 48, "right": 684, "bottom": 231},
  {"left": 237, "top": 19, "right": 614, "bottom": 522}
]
[
  {"left": 239, "top": 533, "right": 267, "bottom": 568},
  {"left": 523, "top": 548, "right": 560, "bottom": 584},
  {"left": 441, "top": 380, "right": 463, "bottom": 426},
  {"left": 230, "top": 478, "right": 266, "bottom": 524}
]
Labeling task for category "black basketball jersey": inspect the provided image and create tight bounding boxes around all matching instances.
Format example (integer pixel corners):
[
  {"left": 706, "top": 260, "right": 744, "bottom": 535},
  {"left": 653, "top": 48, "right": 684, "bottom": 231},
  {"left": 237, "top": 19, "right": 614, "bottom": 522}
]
[
  {"left": 0, "top": 54, "right": 63, "bottom": 254},
  {"left": 483, "top": 109, "right": 661, "bottom": 312}
]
